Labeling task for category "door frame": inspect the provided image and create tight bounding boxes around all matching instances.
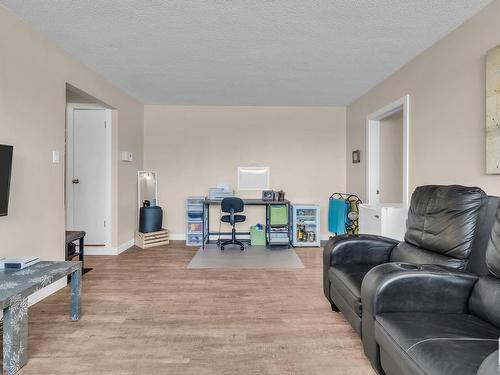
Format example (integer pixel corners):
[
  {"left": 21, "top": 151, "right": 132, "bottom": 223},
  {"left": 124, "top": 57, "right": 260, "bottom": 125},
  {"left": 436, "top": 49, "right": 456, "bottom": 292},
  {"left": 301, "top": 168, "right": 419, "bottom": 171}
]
[
  {"left": 66, "top": 103, "right": 112, "bottom": 247},
  {"left": 365, "top": 94, "right": 410, "bottom": 206}
]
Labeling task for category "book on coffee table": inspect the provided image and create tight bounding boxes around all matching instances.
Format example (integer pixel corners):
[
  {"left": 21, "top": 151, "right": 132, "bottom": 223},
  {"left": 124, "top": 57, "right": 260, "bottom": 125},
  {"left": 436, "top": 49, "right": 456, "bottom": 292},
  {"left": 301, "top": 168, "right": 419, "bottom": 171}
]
[{"left": 0, "top": 256, "right": 40, "bottom": 270}]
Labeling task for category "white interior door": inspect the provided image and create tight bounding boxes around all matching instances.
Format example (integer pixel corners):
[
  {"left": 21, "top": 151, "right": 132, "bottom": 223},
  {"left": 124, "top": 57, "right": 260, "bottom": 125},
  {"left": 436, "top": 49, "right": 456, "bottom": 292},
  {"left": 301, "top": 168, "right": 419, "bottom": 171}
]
[{"left": 70, "top": 109, "right": 107, "bottom": 245}]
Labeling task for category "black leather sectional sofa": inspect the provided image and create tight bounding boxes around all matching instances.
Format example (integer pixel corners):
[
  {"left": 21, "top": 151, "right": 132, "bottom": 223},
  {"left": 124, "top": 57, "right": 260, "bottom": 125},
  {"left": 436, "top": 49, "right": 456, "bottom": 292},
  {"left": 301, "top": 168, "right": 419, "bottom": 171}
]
[{"left": 323, "top": 185, "right": 500, "bottom": 374}]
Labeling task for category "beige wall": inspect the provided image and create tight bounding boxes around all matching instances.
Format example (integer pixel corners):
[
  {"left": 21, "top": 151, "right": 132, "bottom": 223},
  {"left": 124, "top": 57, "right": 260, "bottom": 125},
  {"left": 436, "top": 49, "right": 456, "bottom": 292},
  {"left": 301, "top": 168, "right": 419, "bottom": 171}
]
[
  {"left": 0, "top": 5, "right": 143, "bottom": 259},
  {"left": 379, "top": 111, "right": 403, "bottom": 203},
  {"left": 347, "top": 0, "right": 500, "bottom": 200},
  {"left": 144, "top": 106, "right": 346, "bottom": 237}
]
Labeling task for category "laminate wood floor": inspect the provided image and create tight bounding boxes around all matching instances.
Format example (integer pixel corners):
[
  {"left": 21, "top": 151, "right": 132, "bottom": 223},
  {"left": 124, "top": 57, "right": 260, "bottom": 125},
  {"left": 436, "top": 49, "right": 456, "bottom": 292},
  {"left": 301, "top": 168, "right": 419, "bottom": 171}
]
[{"left": 9, "top": 243, "right": 375, "bottom": 375}]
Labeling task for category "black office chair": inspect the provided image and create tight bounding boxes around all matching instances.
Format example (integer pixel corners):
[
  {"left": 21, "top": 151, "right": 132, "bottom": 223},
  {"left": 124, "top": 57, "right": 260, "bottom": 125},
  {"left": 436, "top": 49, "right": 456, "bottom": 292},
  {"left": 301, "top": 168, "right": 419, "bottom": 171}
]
[{"left": 220, "top": 197, "right": 246, "bottom": 251}]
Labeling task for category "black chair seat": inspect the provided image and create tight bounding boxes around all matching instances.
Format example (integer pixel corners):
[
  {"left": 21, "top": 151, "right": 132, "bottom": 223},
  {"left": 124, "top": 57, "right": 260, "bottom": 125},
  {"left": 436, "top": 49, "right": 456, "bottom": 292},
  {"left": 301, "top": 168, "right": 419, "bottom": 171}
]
[
  {"left": 221, "top": 214, "right": 246, "bottom": 223},
  {"left": 375, "top": 312, "right": 500, "bottom": 375},
  {"left": 328, "top": 263, "right": 375, "bottom": 317}
]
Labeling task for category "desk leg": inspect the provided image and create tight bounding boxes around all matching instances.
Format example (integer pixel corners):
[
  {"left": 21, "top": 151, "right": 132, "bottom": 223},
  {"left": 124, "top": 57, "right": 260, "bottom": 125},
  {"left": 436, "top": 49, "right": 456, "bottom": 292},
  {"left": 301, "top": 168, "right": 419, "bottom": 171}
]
[
  {"left": 79, "top": 237, "right": 84, "bottom": 269},
  {"left": 266, "top": 204, "right": 270, "bottom": 248},
  {"left": 207, "top": 203, "right": 210, "bottom": 247},
  {"left": 287, "top": 203, "right": 291, "bottom": 249},
  {"left": 201, "top": 203, "right": 207, "bottom": 249},
  {"left": 65, "top": 242, "right": 69, "bottom": 261},
  {"left": 71, "top": 268, "right": 81, "bottom": 321},
  {"left": 3, "top": 296, "right": 28, "bottom": 375},
  {"left": 203, "top": 202, "right": 210, "bottom": 249}
]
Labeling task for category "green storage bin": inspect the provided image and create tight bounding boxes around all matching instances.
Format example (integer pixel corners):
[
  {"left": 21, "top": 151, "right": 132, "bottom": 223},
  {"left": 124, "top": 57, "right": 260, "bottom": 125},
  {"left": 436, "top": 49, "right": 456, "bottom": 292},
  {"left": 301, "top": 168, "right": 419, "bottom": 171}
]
[
  {"left": 269, "top": 205, "right": 288, "bottom": 225},
  {"left": 250, "top": 225, "right": 266, "bottom": 246}
]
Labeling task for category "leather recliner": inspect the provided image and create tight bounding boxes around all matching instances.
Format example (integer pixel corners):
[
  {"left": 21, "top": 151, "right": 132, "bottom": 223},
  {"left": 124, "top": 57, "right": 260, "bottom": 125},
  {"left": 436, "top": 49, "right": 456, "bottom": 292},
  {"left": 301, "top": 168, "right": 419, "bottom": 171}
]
[
  {"left": 361, "top": 203, "right": 500, "bottom": 375},
  {"left": 323, "top": 185, "right": 489, "bottom": 337},
  {"left": 361, "top": 194, "right": 500, "bottom": 372}
]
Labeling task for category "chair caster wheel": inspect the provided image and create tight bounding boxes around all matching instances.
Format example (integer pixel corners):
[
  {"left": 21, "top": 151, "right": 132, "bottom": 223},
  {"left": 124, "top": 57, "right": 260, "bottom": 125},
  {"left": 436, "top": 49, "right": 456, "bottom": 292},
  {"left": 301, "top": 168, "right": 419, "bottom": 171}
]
[
  {"left": 221, "top": 246, "right": 224, "bottom": 251},
  {"left": 240, "top": 246, "right": 244, "bottom": 251}
]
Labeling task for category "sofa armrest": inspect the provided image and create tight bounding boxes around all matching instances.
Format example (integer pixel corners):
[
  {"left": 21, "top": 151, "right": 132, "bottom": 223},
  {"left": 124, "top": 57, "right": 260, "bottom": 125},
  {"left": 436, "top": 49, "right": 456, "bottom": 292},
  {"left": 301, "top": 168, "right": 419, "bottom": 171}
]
[
  {"left": 476, "top": 350, "right": 499, "bottom": 375},
  {"left": 361, "top": 263, "right": 479, "bottom": 371},
  {"left": 323, "top": 234, "right": 399, "bottom": 267},
  {"left": 361, "top": 262, "right": 478, "bottom": 318},
  {"left": 323, "top": 234, "right": 399, "bottom": 300}
]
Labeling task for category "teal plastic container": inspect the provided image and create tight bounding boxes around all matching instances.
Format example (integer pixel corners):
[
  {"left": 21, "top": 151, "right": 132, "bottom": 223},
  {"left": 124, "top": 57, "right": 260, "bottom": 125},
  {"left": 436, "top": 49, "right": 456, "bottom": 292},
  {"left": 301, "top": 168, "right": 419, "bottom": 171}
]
[{"left": 250, "top": 225, "right": 266, "bottom": 246}]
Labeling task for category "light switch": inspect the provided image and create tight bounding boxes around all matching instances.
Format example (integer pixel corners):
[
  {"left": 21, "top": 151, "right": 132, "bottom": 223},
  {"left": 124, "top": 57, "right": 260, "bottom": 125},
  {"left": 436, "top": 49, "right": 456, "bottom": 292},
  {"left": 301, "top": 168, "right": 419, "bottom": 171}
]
[{"left": 52, "top": 151, "right": 60, "bottom": 163}]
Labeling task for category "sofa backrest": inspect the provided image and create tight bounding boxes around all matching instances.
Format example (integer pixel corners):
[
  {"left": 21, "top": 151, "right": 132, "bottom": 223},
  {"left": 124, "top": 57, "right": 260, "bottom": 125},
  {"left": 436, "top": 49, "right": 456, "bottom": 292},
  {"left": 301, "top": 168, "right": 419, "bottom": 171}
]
[
  {"left": 390, "top": 185, "right": 487, "bottom": 268},
  {"left": 469, "top": 206, "right": 500, "bottom": 328},
  {"left": 390, "top": 242, "right": 467, "bottom": 268},
  {"left": 466, "top": 196, "right": 500, "bottom": 276}
]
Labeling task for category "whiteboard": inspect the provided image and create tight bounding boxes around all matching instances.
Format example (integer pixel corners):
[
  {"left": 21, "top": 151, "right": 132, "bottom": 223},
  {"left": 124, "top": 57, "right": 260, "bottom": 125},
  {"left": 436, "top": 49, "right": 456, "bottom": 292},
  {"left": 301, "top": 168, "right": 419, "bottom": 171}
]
[{"left": 237, "top": 167, "right": 270, "bottom": 190}]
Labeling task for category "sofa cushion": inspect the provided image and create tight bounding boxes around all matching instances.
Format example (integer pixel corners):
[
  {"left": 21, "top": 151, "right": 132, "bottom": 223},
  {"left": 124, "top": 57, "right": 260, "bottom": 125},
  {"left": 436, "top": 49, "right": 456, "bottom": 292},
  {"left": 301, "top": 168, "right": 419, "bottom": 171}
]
[
  {"left": 468, "top": 276, "right": 500, "bottom": 330},
  {"left": 375, "top": 312, "right": 499, "bottom": 375},
  {"left": 486, "top": 206, "right": 500, "bottom": 278},
  {"left": 328, "top": 263, "right": 375, "bottom": 317},
  {"left": 466, "top": 196, "right": 500, "bottom": 276},
  {"left": 389, "top": 242, "right": 466, "bottom": 269},
  {"left": 405, "top": 185, "right": 486, "bottom": 260},
  {"left": 468, "top": 209, "right": 500, "bottom": 329}
]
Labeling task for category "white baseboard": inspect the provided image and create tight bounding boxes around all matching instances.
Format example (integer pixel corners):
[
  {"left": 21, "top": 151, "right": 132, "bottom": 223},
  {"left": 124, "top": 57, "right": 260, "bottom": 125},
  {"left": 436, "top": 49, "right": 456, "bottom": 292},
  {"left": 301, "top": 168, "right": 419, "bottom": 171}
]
[
  {"left": 84, "top": 246, "right": 116, "bottom": 255},
  {"left": 85, "top": 238, "right": 134, "bottom": 255},
  {"left": 117, "top": 239, "right": 135, "bottom": 254},
  {"left": 169, "top": 233, "right": 186, "bottom": 241}
]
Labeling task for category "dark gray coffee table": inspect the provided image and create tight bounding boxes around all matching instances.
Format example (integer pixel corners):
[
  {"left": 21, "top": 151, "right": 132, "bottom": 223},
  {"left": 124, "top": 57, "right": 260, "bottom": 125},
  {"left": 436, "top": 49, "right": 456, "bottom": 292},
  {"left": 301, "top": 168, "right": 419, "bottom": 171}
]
[{"left": 0, "top": 261, "right": 81, "bottom": 375}]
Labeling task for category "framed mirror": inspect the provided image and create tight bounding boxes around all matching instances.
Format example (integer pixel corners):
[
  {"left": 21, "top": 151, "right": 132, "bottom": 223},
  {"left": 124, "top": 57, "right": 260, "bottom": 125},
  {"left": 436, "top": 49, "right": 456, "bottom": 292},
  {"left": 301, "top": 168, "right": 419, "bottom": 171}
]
[{"left": 138, "top": 171, "right": 158, "bottom": 208}]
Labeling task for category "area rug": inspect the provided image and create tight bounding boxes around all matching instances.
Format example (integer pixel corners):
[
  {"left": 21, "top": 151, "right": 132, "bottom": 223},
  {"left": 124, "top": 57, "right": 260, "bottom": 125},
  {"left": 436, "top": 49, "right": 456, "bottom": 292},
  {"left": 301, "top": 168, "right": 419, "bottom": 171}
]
[{"left": 187, "top": 244, "right": 304, "bottom": 269}]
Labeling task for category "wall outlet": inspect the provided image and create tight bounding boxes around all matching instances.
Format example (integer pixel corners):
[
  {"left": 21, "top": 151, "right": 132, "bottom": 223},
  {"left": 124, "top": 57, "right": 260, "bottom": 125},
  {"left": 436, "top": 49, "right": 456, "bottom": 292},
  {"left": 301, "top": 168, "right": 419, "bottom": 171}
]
[{"left": 121, "top": 151, "right": 133, "bottom": 162}]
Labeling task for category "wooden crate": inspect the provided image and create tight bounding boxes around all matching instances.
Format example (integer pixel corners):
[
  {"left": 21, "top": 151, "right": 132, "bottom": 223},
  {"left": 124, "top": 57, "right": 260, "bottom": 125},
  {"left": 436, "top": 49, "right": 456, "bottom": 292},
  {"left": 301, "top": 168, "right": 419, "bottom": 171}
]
[{"left": 135, "top": 229, "right": 169, "bottom": 249}]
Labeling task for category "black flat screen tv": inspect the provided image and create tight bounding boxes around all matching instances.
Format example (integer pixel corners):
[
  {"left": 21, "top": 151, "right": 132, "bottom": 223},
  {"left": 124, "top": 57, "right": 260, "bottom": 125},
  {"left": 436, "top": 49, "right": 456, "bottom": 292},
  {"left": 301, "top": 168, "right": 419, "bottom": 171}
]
[{"left": 0, "top": 145, "right": 13, "bottom": 216}]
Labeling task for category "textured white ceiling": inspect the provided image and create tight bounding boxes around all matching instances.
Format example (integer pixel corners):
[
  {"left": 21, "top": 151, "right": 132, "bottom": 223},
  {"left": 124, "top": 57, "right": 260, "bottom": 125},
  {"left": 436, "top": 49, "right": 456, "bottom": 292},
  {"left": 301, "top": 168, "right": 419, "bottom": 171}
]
[{"left": 0, "top": 0, "right": 492, "bottom": 105}]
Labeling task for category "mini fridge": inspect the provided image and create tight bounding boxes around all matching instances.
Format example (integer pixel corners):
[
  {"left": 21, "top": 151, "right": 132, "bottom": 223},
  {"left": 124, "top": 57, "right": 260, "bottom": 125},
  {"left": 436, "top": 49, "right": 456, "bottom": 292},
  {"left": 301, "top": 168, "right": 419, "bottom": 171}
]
[{"left": 292, "top": 205, "right": 321, "bottom": 247}]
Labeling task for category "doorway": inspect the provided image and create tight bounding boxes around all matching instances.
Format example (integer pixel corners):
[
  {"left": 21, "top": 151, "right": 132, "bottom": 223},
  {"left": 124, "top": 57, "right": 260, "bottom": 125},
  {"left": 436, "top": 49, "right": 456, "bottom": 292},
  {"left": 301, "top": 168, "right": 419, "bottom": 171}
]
[
  {"left": 66, "top": 103, "right": 112, "bottom": 247},
  {"left": 379, "top": 111, "right": 403, "bottom": 203},
  {"left": 366, "top": 95, "right": 410, "bottom": 205}
]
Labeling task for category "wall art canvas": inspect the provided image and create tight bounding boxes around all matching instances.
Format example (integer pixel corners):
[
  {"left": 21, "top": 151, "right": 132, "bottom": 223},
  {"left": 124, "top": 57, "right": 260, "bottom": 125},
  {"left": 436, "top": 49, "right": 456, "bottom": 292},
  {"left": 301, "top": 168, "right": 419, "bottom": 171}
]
[{"left": 486, "top": 45, "right": 500, "bottom": 174}]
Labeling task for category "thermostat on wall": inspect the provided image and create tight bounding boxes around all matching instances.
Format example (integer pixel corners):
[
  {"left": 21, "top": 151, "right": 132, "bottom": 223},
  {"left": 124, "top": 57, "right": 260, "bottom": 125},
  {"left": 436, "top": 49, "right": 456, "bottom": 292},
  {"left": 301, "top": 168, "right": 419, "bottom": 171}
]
[{"left": 121, "top": 151, "right": 133, "bottom": 162}]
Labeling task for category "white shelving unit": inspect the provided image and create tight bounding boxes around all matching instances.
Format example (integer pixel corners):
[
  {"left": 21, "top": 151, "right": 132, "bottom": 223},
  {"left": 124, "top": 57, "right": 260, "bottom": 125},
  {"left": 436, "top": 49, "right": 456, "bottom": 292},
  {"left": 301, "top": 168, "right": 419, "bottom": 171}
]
[
  {"left": 359, "top": 203, "right": 407, "bottom": 241},
  {"left": 292, "top": 205, "right": 320, "bottom": 247},
  {"left": 186, "top": 196, "right": 205, "bottom": 246}
]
